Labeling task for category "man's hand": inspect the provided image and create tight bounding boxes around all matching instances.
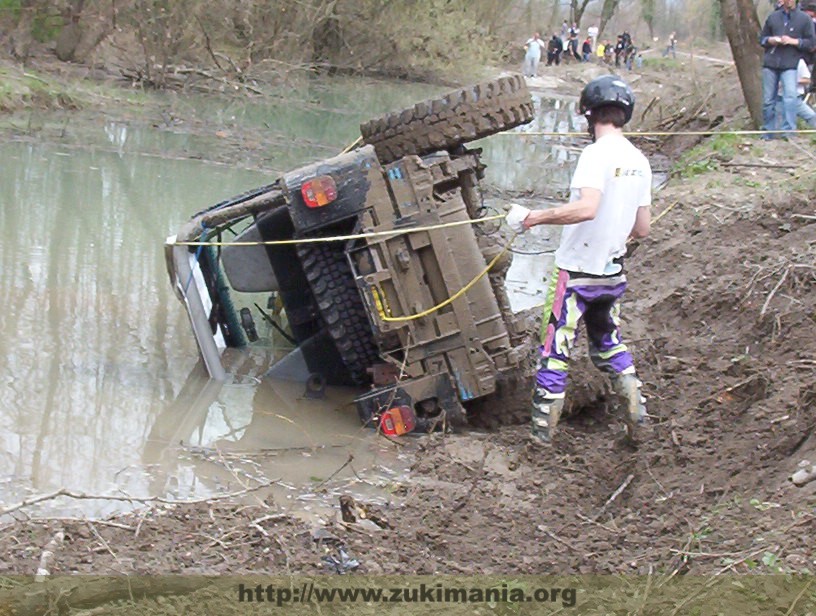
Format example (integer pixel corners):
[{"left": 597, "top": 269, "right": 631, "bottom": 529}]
[{"left": 504, "top": 203, "right": 531, "bottom": 234}]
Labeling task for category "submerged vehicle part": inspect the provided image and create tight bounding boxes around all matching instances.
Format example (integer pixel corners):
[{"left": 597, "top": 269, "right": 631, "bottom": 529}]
[{"left": 166, "top": 75, "right": 535, "bottom": 433}]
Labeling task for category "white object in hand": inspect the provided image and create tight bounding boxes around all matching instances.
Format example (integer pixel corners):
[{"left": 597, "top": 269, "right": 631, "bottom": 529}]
[{"left": 505, "top": 203, "right": 531, "bottom": 234}]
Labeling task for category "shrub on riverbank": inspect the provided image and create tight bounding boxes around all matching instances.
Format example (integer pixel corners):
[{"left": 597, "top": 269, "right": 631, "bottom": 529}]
[{"left": 1, "top": 0, "right": 522, "bottom": 87}]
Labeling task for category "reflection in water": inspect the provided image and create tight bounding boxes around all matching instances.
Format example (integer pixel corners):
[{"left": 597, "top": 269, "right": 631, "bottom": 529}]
[
  {"left": 0, "top": 76, "right": 580, "bottom": 521},
  {"left": 480, "top": 94, "right": 586, "bottom": 193},
  {"left": 0, "top": 141, "right": 269, "bottom": 518},
  {"left": 103, "top": 122, "right": 129, "bottom": 156},
  {"left": 144, "top": 353, "right": 408, "bottom": 523}
]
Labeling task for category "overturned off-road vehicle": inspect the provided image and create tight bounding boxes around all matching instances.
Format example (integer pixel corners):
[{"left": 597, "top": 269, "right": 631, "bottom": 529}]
[{"left": 166, "top": 75, "right": 535, "bottom": 434}]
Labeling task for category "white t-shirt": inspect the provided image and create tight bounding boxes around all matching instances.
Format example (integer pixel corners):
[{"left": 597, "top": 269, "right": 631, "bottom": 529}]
[
  {"left": 554, "top": 133, "right": 652, "bottom": 275},
  {"left": 797, "top": 58, "right": 811, "bottom": 96},
  {"left": 525, "top": 38, "right": 545, "bottom": 60}
]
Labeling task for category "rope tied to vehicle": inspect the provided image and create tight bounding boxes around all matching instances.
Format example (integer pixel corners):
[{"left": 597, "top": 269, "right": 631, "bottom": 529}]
[
  {"left": 376, "top": 233, "right": 517, "bottom": 323},
  {"left": 505, "top": 128, "right": 816, "bottom": 138},
  {"left": 170, "top": 214, "right": 507, "bottom": 247}
]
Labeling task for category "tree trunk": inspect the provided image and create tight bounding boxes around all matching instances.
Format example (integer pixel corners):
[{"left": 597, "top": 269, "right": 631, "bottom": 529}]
[
  {"left": 598, "top": 0, "right": 620, "bottom": 41},
  {"left": 574, "top": 0, "right": 592, "bottom": 28},
  {"left": 55, "top": 0, "right": 85, "bottom": 61},
  {"left": 719, "top": 0, "right": 763, "bottom": 128},
  {"left": 547, "top": 0, "right": 560, "bottom": 34},
  {"left": 641, "top": 0, "right": 655, "bottom": 41},
  {"left": 9, "top": 0, "right": 37, "bottom": 61}
]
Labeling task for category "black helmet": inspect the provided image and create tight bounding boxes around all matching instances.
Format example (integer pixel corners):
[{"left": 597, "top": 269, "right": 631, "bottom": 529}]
[{"left": 579, "top": 75, "right": 635, "bottom": 124}]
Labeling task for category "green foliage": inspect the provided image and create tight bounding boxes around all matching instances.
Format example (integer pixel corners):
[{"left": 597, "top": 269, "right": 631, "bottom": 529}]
[
  {"left": 0, "top": 0, "right": 21, "bottom": 20},
  {"left": 673, "top": 131, "right": 742, "bottom": 178},
  {"left": 709, "top": 132, "right": 738, "bottom": 159},
  {"left": 641, "top": 57, "right": 682, "bottom": 70},
  {"left": 673, "top": 156, "right": 719, "bottom": 178},
  {"left": 31, "top": 9, "right": 61, "bottom": 42}
]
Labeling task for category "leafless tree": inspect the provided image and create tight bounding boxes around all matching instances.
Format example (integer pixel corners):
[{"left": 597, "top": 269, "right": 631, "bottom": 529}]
[
  {"left": 570, "top": 0, "right": 594, "bottom": 28},
  {"left": 719, "top": 0, "right": 763, "bottom": 127},
  {"left": 597, "top": 0, "right": 621, "bottom": 41}
]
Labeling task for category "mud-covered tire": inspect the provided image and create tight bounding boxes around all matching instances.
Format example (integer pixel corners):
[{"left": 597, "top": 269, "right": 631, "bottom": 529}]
[
  {"left": 360, "top": 75, "right": 535, "bottom": 164},
  {"left": 297, "top": 242, "right": 380, "bottom": 385}
]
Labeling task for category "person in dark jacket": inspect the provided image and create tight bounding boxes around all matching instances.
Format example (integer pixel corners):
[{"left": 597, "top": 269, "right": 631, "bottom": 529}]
[
  {"left": 582, "top": 36, "right": 593, "bottom": 62},
  {"left": 759, "top": 0, "right": 816, "bottom": 136},
  {"left": 803, "top": 0, "right": 816, "bottom": 93},
  {"left": 547, "top": 33, "right": 563, "bottom": 66}
]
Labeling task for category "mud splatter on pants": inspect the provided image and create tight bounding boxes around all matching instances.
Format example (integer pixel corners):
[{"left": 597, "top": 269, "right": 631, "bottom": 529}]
[{"left": 536, "top": 268, "right": 634, "bottom": 397}]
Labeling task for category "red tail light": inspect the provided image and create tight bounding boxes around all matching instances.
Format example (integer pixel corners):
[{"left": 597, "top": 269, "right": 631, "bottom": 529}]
[
  {"left": 380, "top": 405, "right": 416, "bottom": 436},
  {"left": 301, "top": 175, "right": 337, "bottom": 208}
]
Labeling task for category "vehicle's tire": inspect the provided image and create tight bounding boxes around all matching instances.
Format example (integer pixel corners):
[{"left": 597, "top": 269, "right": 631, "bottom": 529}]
[
  {"left": 297, "top": 241, "right": 380, "bottom": 385},
  {"left": 360, "top": 74, "right": 535, "bottom": 164}
]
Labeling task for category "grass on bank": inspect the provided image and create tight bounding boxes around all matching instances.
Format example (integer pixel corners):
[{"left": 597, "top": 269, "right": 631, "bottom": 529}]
[{"left": 0, "top": 64, "right": 152, "bottom": 113}]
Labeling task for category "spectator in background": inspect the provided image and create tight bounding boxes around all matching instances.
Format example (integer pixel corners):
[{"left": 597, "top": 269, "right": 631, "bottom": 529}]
[
  {"left": 582, "top": 36, "right": 593, "bottom": 62},
  {"left": 587, "top": 25, "right": 599, "bottom": 51},
  {"left": 567, "top": 24, "right": 581, "bottom": 61},
  {"left": 626, "top": 45, "right": 638, "bottom": 70},
  {"left": 776, "top": 58, "right": 816, "bottom": 127},
  {"left": 596, "top": 40, "right": 606, "bottom": 61},
  {"left": 802, "top": 1, "right": 816, "bottom": 93},
  {"left": 522, "top": 32, "right": 545, "bottom": 77},
  {"left": 547, "top": 32, "right": 564, "bottom": 66},
  {"left": 614, "top": 35, "right": 625, "bottom": 67},
  {"left": 603, "top": 41, "right": 614, "bottom": 65},
  {"left": 759, "top": 0, "right": 815, "bottom": 137},
  {"left": 663, "top": 32, "right": 677, "bottom": 58}
]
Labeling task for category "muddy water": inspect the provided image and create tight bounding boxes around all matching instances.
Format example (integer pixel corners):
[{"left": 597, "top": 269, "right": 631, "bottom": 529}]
[{"left": 0, "top": 76, "right": 578, "bottom": 521}]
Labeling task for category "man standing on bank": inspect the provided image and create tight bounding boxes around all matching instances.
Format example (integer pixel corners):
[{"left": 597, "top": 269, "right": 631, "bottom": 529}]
[
  {"left": 505, "top": 75, "right": 652, "bottom": 444},
  {"left": 759, "top": 0, "right": 815, "bottom": 137}
]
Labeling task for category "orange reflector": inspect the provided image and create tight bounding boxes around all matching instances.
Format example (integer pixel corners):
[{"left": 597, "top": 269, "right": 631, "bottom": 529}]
[
  {"left": 380, "top": 405, "right": 416, "bottom": 436},
  {"left": 301, "top": 175, "right": 338, "bottom": 208}
]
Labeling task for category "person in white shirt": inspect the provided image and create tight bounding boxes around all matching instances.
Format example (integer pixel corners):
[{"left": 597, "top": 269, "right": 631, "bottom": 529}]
[
  {"left": 505, "top": 75, "right": 651, "bottom": 444},
  {"left": 587, "top": 25, "right": 599, "bottom": 51},
  {"left": 522, "top": 33, "right": 545, "bottom": 77},
  {"left": 776, "top": 58, "right": 816, "bottom": 127}
]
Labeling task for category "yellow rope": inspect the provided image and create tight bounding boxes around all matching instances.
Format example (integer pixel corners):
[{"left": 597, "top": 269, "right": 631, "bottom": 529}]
[
  {"left": 172, "top": 214, "right": 505, "bottom": 247},
  {"left": 358, "top": 198, "right": 683, "bottom": 324},
  {"left": 378, "top": 235, "right": 516, "bottom": 323},
  {"left": 340, "top": 136, "right": 362, "bottom": 153},
  {"left": 504, "top": 128, "right": 816, "bottom": 138}
]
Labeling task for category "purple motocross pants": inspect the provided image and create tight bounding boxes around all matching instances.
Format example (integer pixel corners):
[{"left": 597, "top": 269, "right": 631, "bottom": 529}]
[{"left": 536, "top": 268, "right": 634, "bottom": 397}]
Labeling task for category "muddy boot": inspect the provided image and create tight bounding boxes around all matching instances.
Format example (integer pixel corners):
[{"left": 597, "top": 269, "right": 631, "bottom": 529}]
[
  {"left": 610, "top": 371, "right": 646, "bottom": 440},
  {"left": 531, "top": 391, "right": 564, "bottom": 444}
]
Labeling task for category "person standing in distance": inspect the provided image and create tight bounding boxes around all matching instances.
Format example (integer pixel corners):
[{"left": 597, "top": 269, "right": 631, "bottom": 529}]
[
  {"left": 759, "top": 0, "right": 815, "bottom": 137},
  {"left": 522, "top": 32, "right": 546, "bottom": 77},
  {"left": 505, "top": 75, "right": 652, "bottom": 444}
]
